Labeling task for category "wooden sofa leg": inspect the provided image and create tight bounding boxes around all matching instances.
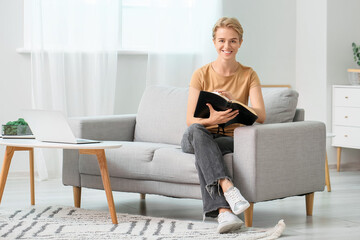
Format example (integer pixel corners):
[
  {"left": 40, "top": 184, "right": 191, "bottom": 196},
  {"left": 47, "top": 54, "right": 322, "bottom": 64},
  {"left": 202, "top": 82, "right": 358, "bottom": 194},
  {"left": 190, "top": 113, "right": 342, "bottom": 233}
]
[
  {"left": 305, "top": 192, "right": 314, "bottom": 216},
  {"left": 73, "top": 186, "right": 81, "bottom": 208},
  {"left": 244, "top": 202, "right": 254, "bottom": 227},
  {"left": 140, "top": 193, "right": 146, "bottom": 200}
]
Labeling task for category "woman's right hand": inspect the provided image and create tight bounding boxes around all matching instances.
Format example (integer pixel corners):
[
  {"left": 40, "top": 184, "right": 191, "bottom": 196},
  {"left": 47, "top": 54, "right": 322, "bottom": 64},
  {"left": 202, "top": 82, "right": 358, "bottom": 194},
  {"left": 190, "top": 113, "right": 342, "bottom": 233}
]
[
  {"left": 186, "top": 87, "right": 238, "bottom": 127},
  {"left": 206, "top": 103, "right": 239, "bottom": 125}
]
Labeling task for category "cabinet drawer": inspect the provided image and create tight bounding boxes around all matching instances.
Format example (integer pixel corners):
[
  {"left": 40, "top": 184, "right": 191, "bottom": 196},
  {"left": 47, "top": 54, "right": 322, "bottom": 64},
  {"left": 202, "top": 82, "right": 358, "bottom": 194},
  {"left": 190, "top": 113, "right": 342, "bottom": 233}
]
[
  {"left": 332, "top": 126, "right": 360, "bottom": 149},
  {"left": 334, "top": 107, "right": 360, "bottom": 126},
  {"left": 333, "top": 88, "right": 360, "bottom": 107}
]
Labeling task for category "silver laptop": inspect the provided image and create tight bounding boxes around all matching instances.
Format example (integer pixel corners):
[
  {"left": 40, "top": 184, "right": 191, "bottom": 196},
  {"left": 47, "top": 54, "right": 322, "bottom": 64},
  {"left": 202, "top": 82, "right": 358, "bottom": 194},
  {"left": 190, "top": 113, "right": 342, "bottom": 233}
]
[{"left": 23, "top": 109, "right": 100, "bottom": 144}]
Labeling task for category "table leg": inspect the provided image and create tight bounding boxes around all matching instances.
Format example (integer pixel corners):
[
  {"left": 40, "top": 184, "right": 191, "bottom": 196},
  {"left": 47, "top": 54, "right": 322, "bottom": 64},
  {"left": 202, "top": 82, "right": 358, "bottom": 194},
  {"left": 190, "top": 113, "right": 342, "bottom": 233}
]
[
  {"left": 79, "top": 149, "right": 118, "bottom": 224},
  {"left": 337, "top": 147, "right": 341, "bottom": 172},
  {"left": 1, "top": 146, "right": 35, "bottom": 205},
  {"left": 29, "top": 149, "right": 35, "bottom": 205},
  {"left": 325, "top": 152, "right": 331, "bottom": 192},
  {"left": 0, "top": 146, "right": 16, "bottom": 204}
]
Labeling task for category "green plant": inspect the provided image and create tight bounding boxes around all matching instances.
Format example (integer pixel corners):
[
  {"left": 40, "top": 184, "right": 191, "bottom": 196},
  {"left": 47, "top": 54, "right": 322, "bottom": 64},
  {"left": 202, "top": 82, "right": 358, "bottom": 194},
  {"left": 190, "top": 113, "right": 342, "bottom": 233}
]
[
  {"left": 6, "top": 118, "right": 29, "bottom": 126},
  {"left": 352, "top": 42, "right": 360, "bottom": 66},
  {"left": 2, "top": 118, "right": 30, "bottom": 135}
]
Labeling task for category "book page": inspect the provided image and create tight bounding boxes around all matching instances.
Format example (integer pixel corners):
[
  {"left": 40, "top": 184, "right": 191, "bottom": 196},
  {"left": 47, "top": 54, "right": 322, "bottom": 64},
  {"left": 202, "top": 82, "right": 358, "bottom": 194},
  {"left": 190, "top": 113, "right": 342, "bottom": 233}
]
[{"left": 212, "top": 91, "right": 257, "bottom": 116}]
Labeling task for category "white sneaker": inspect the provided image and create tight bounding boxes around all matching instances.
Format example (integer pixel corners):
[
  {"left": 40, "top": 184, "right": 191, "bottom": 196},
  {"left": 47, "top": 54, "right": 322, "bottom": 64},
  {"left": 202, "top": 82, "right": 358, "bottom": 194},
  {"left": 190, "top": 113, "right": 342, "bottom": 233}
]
[
  {"left": 224, "top": 186, "right": 250, "bottom": 215},
  {"left": 217, "top": 211, "right": 244, "bottom": 233}
]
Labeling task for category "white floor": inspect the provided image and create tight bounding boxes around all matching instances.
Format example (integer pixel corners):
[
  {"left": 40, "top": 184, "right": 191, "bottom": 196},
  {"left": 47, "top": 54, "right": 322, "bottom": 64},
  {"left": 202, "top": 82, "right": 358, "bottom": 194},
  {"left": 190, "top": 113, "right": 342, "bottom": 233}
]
[{"left": 1, "top": 167, "right": 360, "bottom": 239}]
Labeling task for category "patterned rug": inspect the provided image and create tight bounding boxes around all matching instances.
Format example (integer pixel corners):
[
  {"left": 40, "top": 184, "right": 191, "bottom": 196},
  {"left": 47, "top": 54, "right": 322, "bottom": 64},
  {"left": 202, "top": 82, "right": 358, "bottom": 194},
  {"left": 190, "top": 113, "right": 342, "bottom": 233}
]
[{"left": 0, "top": 206, "right": 285, "bottom": 240}]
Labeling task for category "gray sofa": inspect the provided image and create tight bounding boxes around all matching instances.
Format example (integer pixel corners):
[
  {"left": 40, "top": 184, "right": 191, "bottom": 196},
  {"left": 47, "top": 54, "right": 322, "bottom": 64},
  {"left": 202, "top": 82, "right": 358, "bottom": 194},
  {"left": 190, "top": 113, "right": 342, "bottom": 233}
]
[{"left": 63, "top": 85, "right": 325, "bottom": 227}]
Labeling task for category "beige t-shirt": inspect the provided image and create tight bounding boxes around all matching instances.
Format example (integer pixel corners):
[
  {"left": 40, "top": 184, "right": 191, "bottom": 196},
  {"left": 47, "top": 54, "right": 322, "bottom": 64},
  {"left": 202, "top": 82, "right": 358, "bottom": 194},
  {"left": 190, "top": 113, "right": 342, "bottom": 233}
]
[{"left": 190, "top": 62, "right": 261, "bottom": 136}]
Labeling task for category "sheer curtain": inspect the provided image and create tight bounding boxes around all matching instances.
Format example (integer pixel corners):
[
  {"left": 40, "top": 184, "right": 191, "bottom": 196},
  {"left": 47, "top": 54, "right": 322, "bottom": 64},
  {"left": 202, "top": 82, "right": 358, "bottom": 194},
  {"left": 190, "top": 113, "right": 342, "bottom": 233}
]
[
  {"left": 145, "top": 0, "right": 223, "bottom": 87},
  {"left": 28, "top": 0, "right": 119, "bottom": 179}
]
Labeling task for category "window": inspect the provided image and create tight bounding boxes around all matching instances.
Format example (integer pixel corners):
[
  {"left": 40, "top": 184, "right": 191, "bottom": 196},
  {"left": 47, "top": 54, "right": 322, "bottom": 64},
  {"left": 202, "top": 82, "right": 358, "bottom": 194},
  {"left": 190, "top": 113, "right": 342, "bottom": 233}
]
[
  {"left": 24, "top": 0, "right": 120, "bottom": 51},
  {"left": 23, "top": 0, "right": 200, "bottom": 52},
  {"left": 121, "top": 0, "right": 151, "bottom": 50}
]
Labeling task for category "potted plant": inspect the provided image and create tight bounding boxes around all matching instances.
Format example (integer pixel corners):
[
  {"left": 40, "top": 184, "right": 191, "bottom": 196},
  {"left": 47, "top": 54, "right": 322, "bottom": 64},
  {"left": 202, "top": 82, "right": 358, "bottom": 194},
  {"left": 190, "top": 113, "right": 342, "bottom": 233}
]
[
  {"left": 348, "top": 42, "right": 360, "bottom": 85},
  {"left": 2, "top": 118, "right": 32, "bottom": 136}
]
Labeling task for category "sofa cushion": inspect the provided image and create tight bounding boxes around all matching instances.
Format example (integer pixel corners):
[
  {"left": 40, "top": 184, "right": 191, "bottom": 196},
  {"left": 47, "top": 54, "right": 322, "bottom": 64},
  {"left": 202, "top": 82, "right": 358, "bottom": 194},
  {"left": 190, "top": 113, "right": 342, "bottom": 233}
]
[
  {"left": 134, "top": 85, "right": 189, "bottom": 145},
  {"left": 79, "top": 141, "right": 233, "bottom": 185},
  {"left": 151, "top": 148, "right": 233, "bottom": 184},
  {"left": 79, "top": 141, "right": 178, "bottom": 177},
  {"left": 261, "top": 88, "right": 299, "bottom": 124}
]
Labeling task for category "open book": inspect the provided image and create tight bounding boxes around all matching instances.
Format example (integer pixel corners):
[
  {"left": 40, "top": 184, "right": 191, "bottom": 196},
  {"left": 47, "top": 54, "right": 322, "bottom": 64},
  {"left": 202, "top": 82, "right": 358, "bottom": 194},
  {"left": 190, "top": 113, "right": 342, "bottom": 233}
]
[{"left": 194, "top": 91, "right": 258, "bottom": 127}]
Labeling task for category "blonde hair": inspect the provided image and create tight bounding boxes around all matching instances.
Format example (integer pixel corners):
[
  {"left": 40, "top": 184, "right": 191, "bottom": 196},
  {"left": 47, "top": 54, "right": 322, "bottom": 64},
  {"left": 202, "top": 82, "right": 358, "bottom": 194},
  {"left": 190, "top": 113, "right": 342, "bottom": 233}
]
[{"left": 212, "top": 17, "right": 243, "bottom": 41}]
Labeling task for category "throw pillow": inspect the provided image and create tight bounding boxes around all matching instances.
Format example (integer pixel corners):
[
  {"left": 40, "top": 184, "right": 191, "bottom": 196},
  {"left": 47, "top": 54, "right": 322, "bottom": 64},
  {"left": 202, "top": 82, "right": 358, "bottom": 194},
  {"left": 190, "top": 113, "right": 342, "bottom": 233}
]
[{"left": 261, "top": 88, "right": 299, "bottom": 124}]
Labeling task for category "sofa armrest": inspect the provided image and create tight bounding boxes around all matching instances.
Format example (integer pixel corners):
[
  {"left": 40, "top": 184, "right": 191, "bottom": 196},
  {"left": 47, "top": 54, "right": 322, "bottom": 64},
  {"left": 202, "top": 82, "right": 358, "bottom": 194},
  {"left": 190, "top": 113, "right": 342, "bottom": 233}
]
[
  {"left": 68, "top": 114, "right": 136, "bottom": 141},
  {"left": 63, "top": 149, "right": 81, "bottom": 187},
  {"left": 62, "top": 114, "right": 136, "bottom": 187},
  {"left": 232, "top": 121, "right": 325, "bottom": 203}
]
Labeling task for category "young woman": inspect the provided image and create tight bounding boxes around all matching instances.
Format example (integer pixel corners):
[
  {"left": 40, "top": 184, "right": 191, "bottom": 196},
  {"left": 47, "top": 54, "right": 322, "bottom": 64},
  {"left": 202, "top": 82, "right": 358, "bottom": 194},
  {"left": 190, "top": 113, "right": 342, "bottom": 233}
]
[{"left": 181, "top": 17, "right": 266, "bottom": 233}]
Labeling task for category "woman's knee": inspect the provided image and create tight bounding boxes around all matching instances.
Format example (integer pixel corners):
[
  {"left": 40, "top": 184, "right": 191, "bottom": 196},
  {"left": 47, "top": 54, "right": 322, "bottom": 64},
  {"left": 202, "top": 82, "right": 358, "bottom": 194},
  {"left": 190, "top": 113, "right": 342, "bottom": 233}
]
[
  {"left": 181, "top": 124, "right": 206, "bottom": 153},
  {"left": 188, "top": 123, "right": 209, "bottom": 137},
  {"left": 214, "top": 137, "right": 234, "bottom": 155},
  {"left": 188, "top": 123, "right": 205, "bottom": 132},
  {"left": 182, "top": 124, "right": 204, "bottom": 143}
]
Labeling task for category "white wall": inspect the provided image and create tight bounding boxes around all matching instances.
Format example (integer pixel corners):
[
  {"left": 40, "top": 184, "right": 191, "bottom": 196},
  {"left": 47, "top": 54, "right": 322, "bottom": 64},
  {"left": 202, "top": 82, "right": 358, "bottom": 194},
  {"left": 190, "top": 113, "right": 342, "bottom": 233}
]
[
  {"left": 115, "top": 54, "right": 147, "bottom": 114},
  {"left": 223, "top": 0, "right": 296, "bottom": 87},
  {"left": 326, "top": 0, "right": 360, "bottom": 165},
  {"left": 295, "top": 0, "right": 328, "bottom": 124}
]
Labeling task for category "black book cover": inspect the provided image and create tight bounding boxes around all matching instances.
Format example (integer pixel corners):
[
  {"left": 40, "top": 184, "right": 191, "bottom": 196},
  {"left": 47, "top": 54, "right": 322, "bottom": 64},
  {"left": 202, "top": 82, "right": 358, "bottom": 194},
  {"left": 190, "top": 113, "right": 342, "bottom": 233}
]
[{"left": 194, "top": 91, "right": 258, "bottom": 127}]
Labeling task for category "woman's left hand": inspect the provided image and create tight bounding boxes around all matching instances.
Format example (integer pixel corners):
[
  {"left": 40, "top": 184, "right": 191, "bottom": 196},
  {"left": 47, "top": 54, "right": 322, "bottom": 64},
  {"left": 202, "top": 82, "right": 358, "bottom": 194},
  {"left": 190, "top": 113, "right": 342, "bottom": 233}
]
[{"left": 213, "top": 89, "right": 234, "bottom": 100}]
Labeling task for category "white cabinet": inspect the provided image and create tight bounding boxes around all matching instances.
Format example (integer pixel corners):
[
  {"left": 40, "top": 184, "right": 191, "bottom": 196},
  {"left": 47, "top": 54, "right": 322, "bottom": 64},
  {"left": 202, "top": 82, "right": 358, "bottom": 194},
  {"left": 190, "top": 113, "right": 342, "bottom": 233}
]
[{"left": 332, "top": 85, "right": 360, "bottom": 171}]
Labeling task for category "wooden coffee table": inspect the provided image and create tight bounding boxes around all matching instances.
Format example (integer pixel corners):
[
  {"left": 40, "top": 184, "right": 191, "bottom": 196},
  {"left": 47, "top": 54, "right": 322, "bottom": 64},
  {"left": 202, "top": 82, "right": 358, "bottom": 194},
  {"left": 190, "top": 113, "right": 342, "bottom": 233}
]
[{"left": 0, "top": 138, "right": 121, "bottom": 224}]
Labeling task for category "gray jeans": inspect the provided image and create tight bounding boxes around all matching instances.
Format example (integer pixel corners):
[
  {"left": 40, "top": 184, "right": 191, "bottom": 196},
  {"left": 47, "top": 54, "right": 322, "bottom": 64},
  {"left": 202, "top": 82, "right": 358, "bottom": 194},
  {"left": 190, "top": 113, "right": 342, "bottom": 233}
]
[{"left": 181, "top": 123, "right": 234, "bottom": 218}]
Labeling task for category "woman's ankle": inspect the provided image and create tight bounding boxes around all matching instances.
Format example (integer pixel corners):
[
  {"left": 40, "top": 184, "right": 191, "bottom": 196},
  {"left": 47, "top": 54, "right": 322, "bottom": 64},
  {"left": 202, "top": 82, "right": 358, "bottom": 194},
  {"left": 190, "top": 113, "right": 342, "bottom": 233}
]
[
  {"left": 218, "top": 208, "right": 232, "bottom": 214},
  {"left": 219, "top": 178, "right": 233, "bottom": 193}
]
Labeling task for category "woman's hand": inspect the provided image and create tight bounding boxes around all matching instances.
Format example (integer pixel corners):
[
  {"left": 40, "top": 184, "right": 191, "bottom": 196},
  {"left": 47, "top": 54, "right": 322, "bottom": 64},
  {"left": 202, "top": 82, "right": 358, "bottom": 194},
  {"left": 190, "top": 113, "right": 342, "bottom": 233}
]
[
  {"left": 186, "top": 87, "right": 238, "bottom": 127},
  {"left": 213, "top": 89, "right": 234, "bottom": 100},
  {"left": 206, "top": 103, "right": 239, "bottom": 125}
]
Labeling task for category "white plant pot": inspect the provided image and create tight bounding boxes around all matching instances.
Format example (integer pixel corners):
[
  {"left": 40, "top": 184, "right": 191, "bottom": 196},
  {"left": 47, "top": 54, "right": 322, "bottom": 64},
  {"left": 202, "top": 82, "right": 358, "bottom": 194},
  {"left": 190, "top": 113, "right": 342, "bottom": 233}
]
[{"left": 347, "top": 69, "right": 360, "bottom": 85}]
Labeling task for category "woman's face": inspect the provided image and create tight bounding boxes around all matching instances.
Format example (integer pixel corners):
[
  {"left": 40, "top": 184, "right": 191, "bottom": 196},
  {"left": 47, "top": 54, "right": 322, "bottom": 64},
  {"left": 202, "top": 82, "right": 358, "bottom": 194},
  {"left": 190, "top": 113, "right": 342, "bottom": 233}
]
[{"left": 213, "top": 27, "right": 242, "bottom": 60}]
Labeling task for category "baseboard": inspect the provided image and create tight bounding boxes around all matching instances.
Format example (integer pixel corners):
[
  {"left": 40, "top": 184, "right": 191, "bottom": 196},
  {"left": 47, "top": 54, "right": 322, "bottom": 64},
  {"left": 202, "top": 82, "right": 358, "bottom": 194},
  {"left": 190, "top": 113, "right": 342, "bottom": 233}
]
[
  {"left": 7, "top": 171, "right": 61, "bottom": 181},
  {"left": 7, "top": 171, "right": 35, "bottom": 179},
  {"left": 329, "top": 162, "right": 360, "bottom": 171}
]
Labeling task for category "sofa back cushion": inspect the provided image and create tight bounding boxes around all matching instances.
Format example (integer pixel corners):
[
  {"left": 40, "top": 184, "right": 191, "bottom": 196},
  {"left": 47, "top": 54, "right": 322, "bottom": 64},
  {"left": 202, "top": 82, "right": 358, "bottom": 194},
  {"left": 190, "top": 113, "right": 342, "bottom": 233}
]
[
  {"left": 134, "top": 85, "right": 189, "bottom": 145},
  {"left": 135, "top": 86, "right": 299, "bottom": 145},
  {"left": 261, "top": 88, "right": 299, "bottom": 124}
]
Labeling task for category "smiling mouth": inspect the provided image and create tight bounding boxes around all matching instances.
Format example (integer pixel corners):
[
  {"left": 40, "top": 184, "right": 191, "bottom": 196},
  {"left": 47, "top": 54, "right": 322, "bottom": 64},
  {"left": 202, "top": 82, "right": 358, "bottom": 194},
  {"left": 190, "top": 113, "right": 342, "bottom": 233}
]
[{"left": 222, "top": 50, "right": 232, "bottom": 54}]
